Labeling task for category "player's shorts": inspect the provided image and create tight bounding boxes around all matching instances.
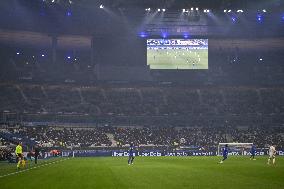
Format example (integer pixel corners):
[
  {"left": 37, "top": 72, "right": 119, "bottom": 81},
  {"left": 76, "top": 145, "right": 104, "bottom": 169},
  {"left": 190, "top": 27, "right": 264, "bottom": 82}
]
[
  {"left": 269, "top": 154, "right": 275, "bottom": 159},
  {"left": 17, "top": 153, "right": 23, "bottom": 159}
]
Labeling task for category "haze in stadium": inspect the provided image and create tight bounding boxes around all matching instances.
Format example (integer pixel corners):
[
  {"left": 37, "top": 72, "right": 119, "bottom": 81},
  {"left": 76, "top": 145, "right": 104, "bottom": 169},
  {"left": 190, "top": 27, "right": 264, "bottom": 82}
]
[{"left": 0, "top": 0, "right": 284, "bottom": 189}]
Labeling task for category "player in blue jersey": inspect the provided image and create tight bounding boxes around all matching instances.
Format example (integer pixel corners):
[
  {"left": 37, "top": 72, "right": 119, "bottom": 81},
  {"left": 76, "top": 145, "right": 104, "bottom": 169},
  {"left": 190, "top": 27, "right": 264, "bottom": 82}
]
[
  {"left": 250, "top": 145, "right": 256, "bottom": 160},
  {"left": 128, "top": 143, "right": 135, "bottom": 165},
  {"left": 219, "top": 144, "right": 228, "bottom": 164}
]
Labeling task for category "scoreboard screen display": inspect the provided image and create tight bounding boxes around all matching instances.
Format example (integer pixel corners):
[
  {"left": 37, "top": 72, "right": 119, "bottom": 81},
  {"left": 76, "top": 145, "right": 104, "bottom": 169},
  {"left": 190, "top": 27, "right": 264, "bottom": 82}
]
[{"left": 147, "top": 39, "right": 208, "bottom": 69}]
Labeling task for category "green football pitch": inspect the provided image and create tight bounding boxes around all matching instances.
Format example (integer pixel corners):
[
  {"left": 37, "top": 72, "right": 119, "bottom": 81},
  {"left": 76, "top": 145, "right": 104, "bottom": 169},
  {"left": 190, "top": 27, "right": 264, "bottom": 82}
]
[
  {"left": 147, "top": 49, "right": 208, "bottom": 69},
  {"left": 1, "top": 156, "right": 284, "bottom": 189}
]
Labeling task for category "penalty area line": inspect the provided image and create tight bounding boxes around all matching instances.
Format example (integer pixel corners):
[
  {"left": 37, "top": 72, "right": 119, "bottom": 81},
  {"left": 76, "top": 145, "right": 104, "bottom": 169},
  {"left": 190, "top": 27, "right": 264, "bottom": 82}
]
[{"left": 0, "top": 158, "right": 70, "bottom": 179}]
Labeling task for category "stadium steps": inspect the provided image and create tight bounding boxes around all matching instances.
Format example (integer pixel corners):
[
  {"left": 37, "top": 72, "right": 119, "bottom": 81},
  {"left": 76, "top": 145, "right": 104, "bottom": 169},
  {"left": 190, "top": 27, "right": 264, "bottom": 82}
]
[
  {"left": 9, "top": 58, "right": 17, "bottom": 70},
  {"left": 16, "top": 85, "right": 28, "bottom": 103},
  {"left": 219, "top": 89, "right": 226, "bottom": 104},
  {"left": 137, "top": 89, "right": 143, "bottom": 102},
  {"left": 77, "top": 88, "right": 85, "bottom": 103},
  {"left": 106, "top": 133, "right": 117, "bottom": 146},
  {"left": 101, "top": 89, "right": 107, "bottom": 100},
  {"left": 41, "top": 86, "right": 48, "bottom": 98},
  {"left": 96, "top": 105, "right": 102, "bottom": 115},
  {"left": 256, "top": 89, "right": 262, "bottom": 103},
  {"left": 196, "top": 89, "right": 202, "bottom": 104},
  {"left": 162, "top": 90, "right": 168, "bottom": 105}
]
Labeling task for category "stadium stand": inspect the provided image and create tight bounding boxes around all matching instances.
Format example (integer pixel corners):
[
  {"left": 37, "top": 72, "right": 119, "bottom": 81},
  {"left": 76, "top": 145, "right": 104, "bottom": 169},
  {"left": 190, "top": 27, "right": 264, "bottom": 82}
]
[
  {"left": 1, "top": 125, "right": 284, "bottom": 151},
  {"left": 0, "top": 84, "right": 283, "bottom": 117}
]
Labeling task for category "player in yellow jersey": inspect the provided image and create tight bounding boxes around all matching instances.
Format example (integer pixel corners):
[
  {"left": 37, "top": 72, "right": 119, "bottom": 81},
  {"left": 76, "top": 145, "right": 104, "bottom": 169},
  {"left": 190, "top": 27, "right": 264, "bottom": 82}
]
[{"left": 15, "top": 142, "right": 25, "bottom": 169}]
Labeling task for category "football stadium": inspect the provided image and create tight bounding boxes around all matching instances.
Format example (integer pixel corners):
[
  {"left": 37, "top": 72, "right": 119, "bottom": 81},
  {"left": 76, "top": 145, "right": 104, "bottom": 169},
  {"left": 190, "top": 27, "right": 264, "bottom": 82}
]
[{"left": 0, "top": 0, "right": 284, "bottom": 189}]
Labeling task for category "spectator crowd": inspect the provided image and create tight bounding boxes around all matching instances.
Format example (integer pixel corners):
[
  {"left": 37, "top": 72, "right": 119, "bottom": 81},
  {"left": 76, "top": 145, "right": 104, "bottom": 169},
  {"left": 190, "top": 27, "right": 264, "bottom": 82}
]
[{"left": 1, "top": 125, "right": 283, "bottom": 150}]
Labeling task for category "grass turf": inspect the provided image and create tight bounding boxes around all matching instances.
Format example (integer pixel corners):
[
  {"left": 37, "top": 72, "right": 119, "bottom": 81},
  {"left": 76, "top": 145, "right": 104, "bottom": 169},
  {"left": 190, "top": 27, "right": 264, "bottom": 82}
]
[
  {"left": 147, "top": 49, "right": 208, "bottom": 69},
  {"left": 1, "top": 156, "right": 284, "bottom": 189}
]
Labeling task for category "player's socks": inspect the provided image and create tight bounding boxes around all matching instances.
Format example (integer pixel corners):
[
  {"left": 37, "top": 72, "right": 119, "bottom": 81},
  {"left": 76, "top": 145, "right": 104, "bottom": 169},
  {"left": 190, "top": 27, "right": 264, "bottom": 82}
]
[
  {"left": 131, "top": 157, "right": 134, "bottom": 164},
  {"left": 22, "top": 160, "right": 26, "bottom": 168}
]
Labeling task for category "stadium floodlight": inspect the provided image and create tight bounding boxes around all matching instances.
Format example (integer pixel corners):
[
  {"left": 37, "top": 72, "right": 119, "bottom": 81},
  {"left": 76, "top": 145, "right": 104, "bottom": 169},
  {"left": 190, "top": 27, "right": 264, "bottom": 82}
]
[
  {"left": 161, "top": 32, "right": 167, "bottom": 38},
  {"left": 262, "top": 9, "right": 266, "bottom": 13},
  {"left": 162, "top": 8, "right": 166, "bottom": 12},
  {"left": 183, "top": 33, "right": 189, "bottom": 38},
  {"left": 66, "top": 11, "right": 72, "bottom": 16},
  {"left": 139, "top": 32, "right": 147, "bottom": 38},
  {"left": 158, "top": 8, "right": 161, "bottom": 12},
  {"left": 191, "top": 7, "right": 194, "bottom": 11},
  {"left": 183, "top": 9, "right": 189, "bottom": 13},
  {"left": 99, "top": 4, "right": 104, "bottom": 9},
  {"left": 257, "top": 15, "right": 263, "bottom": 22},
  {"left": 195, "top": 8, "right": 199, "bottom": 11}
]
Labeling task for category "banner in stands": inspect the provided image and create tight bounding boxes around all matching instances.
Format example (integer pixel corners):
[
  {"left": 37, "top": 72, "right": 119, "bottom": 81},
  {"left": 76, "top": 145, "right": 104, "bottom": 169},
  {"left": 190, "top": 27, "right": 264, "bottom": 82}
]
[
  {"left": 59, "top": 150, "right": 284, "bottom": 157},
  {"left": 112, "top": 151, "right": 215, "bottom": 157}
]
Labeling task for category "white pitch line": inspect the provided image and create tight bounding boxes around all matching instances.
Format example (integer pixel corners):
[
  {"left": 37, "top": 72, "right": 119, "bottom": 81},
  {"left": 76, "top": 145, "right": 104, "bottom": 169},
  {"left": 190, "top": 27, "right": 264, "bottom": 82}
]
[{"left": 0, "top": 158, "right": 69, "bottom": 179}]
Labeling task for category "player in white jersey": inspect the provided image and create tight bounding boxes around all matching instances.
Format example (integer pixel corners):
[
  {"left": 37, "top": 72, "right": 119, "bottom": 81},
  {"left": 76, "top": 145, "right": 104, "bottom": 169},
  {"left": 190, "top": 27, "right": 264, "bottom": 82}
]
[{"left": 267, "top": 145, "right": 276, "bottom": 165}]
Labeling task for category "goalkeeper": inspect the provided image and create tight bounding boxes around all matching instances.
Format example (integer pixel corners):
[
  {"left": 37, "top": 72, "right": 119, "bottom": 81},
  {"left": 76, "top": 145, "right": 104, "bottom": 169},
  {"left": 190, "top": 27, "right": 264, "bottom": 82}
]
[
  {"left": 219, "top": 144, "right": 229, "bottom": 164},
  {"left": 250, "top": 145, "right": 256, "bottom": 160}
]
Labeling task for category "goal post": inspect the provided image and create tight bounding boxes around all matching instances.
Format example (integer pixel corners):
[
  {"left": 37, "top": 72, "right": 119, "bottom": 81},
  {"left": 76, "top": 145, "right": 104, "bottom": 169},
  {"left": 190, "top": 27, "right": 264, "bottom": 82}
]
[{"left": 218, "top": 143, "right": 253, "bottom": 156}]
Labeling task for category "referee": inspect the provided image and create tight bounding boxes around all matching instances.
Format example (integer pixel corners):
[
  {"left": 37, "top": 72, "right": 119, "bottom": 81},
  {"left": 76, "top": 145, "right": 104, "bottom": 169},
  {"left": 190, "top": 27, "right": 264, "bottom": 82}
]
[{"left": 15, "top": 142, "right": 23, "bottom": 169}]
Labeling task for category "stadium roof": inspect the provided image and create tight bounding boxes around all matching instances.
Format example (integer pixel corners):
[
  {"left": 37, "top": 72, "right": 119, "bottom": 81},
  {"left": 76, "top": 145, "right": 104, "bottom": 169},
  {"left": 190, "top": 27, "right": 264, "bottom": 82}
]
[{"left": 39, "top": 0, "right": 284, "bottom": 10}]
